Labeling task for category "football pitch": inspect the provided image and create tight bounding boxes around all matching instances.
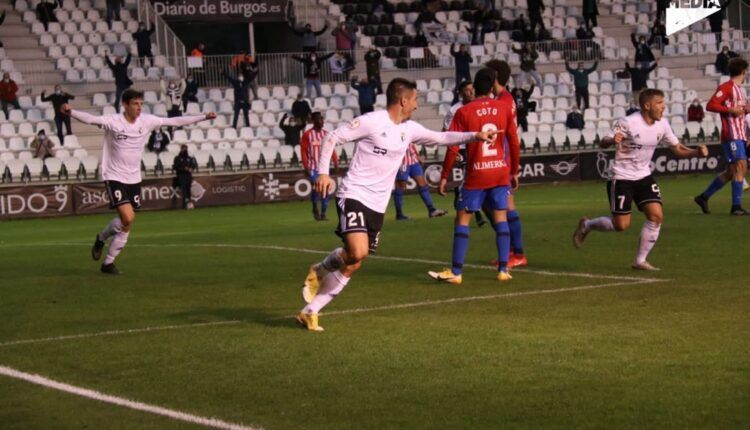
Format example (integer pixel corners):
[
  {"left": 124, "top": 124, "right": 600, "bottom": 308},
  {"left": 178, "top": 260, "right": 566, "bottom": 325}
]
[{"left": 0, "top": 173, "right": 748, "bottom": 430}]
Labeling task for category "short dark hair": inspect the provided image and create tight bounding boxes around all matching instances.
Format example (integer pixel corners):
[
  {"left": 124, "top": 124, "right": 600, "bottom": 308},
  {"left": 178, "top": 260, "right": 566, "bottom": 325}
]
[
  {"left": 638, "top": 88, "right": 665, "bottom": 107},
  {"left": 386, "top": 78, "right": 417, "bottom": 106},
  {"left": 483, "top": 59, "right": 511, "bottom": 86},
  {"left": 121, "top": 88, "right": 144, "bottom": 104},
  {"left": 311, "top": 111, "right": 322, "bottom": 119},
  {"left": 728, "top": 57, "right": 748, "bottom": 78},
  {"left": 457, "top": 80, "right": 472, "bottom": 93},
  {"left": 473, "top": 68, "right": 497, "bottom": 97}
]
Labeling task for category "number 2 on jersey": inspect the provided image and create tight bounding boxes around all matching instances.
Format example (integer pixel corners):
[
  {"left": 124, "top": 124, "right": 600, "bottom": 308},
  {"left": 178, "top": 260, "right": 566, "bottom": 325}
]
[{"left": 480, "top": 123, "right": 498, "bottom": 157}]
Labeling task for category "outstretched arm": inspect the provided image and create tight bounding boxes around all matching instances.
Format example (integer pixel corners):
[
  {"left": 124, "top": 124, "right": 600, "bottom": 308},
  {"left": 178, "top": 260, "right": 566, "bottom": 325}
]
[
  {"left": 68, "top": 108, "right": 108, "bottom": 126},
  {"left": 411, "top": 123, "right": 491, "bottom": 147},
  {"left": 158, "top": 112, "right": 216, "bottom": 127}
]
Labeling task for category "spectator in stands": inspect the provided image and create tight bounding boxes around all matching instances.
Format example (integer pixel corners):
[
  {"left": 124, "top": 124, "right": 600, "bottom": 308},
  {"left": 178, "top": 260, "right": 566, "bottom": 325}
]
[
  {"left": 511, "top": 84, "right": 535, "bottom": 132},
  {"left": 631, "top": 33, "right": 655, "bottom": 69},
  {"left": 105, "top": 52, "right": 133, "bottom": 113},
  {"left": 625, "top": 61, "right": 657, "bottom": 103},
  {"left": 626, "top": 101, "right": 639, "bottom": 115},
  {"left": 582, "top": 0, "right": 598, "bottom": 29},
  {"left": 160, "top": 79, "right": 186, "bottom": 121},
  {"left": 0, "top": 11, "right": 6, "bottom": 48},
  {"left": 41, "top": 85, "right": 74, "bottom": 145},
  {"left": 351, "top": 76, "right": 378, "bottom": 115},
  {"left": 0, "top": 72, "right": 20, "bottom": 118},
  {"left": 466, "top": 20, "right": 493, "bottom": 45},
  {"left": 191, "top": 42, "right": 205, "bottom": 57},
  {"left": 451, "top": 44, "right": 473, "bottom": 99},
  {"left": 364, "top": 48, "right": 383, "bottom": 94},
  {"left": 292, "top": 52, "right": 334, "bottom": 99},
  {"left": 147, "top": 127, "right": 170, "bottom": 153},
  {"left": 513, "top": 14, "right": 527, "bottom": 31},
  {"left": 708, "top": 0, "right": 730, "bottom": 50},
  {"left": 577, "top": 22, "right": 594, "bottom": 40},
  {"left": 31, "top": 130, "right": 54, "bottom": 159},
  {"left": 223, "top": 70, "right": 250, "bottom": 129},
  {"left": 565, "top": 106, "right": 585, "bottom": 130},
  {"left": 237, "top": 53, "right": 260, "bottom": 100},
  {"left": 414, "top": 29, "right": 428, "bottom": 47},
  {"left": 106, "top": 0, "right": 124, "bottom": 30},
  {"left": 522, "top": 23, "right": 536, "bottom": 42},
  {"left": 35, "top": 0, "right": 57, "bottom": 32},
  {"left": 133, "top": 22, "right": 155, "bottom": 68},
  {"left": 566, "top": 60, "right": 597, "bottom": 110},
  {"left": 173, "top": 144, "right": 197, "bottom": 209},
  {"left": 688, "top": 99, "right": 705, "bottom": 123},
  {"left": 656, "top": 0, "right": 668, "bottom": 21},
  {"left": 279, "top": 113, "right": 305, "bottom": 146},
  {"left": 527, "top": 0, "right": 545, "bottom": 34},
  {"left": 715, "top": 46, "right": 739, "bottom": 75},
  {"left": 292, "top": 93, "right": 312, "bottom": 123},
  {"left": 289, "top": 22, "right": 329, "bottom": 53},
  {"left": 332, "top": 21, "right": 357, "bottom": 66},
  {"left": 182, "top": 73, "right": 199, "bottom": 111},
  {"left": 650, "top": 18, "right": 667, "bottom": 53},
  {"left": 514, "top": 43, "right": 543, "bottom": 88}
]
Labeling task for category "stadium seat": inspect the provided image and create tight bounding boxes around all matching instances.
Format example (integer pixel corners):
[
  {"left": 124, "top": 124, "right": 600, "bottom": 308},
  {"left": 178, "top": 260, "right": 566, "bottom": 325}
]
[
  {"left": 81, "top": 156, "right": 99, "bottom": 178},
  {"left": 142, "top": 152, "right": 159, "bottom": 175}
]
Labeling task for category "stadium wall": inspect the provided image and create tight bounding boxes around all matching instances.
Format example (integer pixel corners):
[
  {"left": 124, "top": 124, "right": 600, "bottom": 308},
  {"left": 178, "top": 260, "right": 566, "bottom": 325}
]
[{"left": 0, "top": 145, "right": 725, "bottom": 220}]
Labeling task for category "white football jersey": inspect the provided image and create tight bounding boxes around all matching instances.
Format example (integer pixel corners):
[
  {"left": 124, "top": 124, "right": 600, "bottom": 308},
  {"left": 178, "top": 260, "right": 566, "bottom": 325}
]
[
  {"left": 319, "top": 110, "right": 474, "bottom": 213},
  {"left": 71, "top": 110, "right": 206, "bottom": 184},
  {"left": 607, "top": 112, "right": 679, "bottom": 181}
]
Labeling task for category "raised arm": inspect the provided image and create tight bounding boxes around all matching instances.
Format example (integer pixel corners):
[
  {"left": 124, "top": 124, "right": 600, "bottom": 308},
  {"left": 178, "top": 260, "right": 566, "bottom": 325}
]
[
  {"left": 68, "top": 109, "right": 108, "bottom": 126},
  {"left": 288, "top": 23, "right": 305, "bottom": 36},
  {"left": 158, "top": 113, "right": 215, "bottom": 128},
  {"left": 313, "top": 23, "right": 329, "bottom": 36},
  {"left": 586, "top": 61, "right": 598, "bottom": 73},
  {"left": 279, "top": 113, "right": 288, "bottom": 129},
  {"left": 630, "top": 33, "right": 638, "bottom": 48},
  {"left": 410, "top": 123, "right": 483, "bottom": 147},
  {"left": 40, "top": 91, "right": 51, "bottom": 102},
  {"left": 565, "top": 61, "right": 573, "bottom": 73},
  {"left": 124, "top": 53, "right": 132, "bottom": 67}
]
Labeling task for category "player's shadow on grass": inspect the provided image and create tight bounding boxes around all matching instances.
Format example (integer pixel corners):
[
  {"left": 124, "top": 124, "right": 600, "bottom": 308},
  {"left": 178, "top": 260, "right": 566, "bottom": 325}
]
[{"left": 170, "top": 307, "right": 301, "bottom": 330}]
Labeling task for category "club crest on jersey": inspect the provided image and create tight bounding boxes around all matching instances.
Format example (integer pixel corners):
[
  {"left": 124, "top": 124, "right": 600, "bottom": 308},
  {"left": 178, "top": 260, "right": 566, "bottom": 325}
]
[
  {"left": 400, "top": 132, "right": 405, "bottom": 142},
  {"left": 349, "top": 118, "right": 360, "bottom": 129},
  {"left": 716, "top": 90, "right": 723, "bottom": 98}
]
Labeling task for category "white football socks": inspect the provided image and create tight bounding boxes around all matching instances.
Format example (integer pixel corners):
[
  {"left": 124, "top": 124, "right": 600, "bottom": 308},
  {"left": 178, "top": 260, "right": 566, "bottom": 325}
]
[
  {"left": 99, "top": 217, "right": 123, "bottom": 241},
  {"left": 303, "top": 270, "right": 350, "bottom": 314},
  {"left": 635, "top": 220, "right": 661, "bottom": 264},
  {"left": 104, "top": 231, "right": 129, "bottom": 265},
  {"left": 584, "top": 216, "right": 615, "bottom": 232},
  {"left": 316, "top": 247, "right": 345, "bottom": 278}
]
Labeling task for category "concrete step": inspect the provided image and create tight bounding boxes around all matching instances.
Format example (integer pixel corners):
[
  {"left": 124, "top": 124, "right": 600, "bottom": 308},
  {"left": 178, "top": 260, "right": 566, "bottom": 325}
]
[
  {"left": 3, "top": 48, "right": 50, "bottom": 61},
  {"left": 0, "top": 24, "right": 32, "bottom": 36},
  {"left": 1, "top": 36, "right": 40, "bottom": 49}
]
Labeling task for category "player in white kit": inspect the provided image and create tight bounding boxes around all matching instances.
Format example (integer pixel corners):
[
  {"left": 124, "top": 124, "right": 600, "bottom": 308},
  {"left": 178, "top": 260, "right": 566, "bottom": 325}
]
[
  {"left": 296, "top": 78, "right": 498, "bottom": 331},
  {"left": 572, "top": 89, "right": 708, "bottom": 270},
  {"left": 62, "top": 88, "right": 216, "bottom": 274}
]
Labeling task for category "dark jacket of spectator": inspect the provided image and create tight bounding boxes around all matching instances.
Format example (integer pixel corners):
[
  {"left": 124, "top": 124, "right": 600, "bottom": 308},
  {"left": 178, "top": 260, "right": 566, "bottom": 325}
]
[
  {"left": 173, "top": 150, "right": 197, "bottom": 175},
  {"left": 513, "top": 45, "right": 539, "bottom": 72},
  {"left": 687, "top": 101, "right": 705, "bottom": 122},
  {"left": 466, "top": 22, "right": 493, "bottom": 45},
  {"left": 631, "top": 33, "right": 655, "bottom": 63},
  {"left": 279, "top": 113, "right": 305, "bottom": 146},
  {"left": 582, "top": 0, "right": 598, "bottom": 27},
  {"left": 715, "top": 48, "right": 739, "bottom": 75},
  {"left": 708, "top": 3, "right": 727, "bottom": 33},
  {"left": 292, "top": 52, "right": 334, "bottom": 79},
  {"left": 147, "top": 129, "right": 170, "bottom": 152},
  {"left": 451, "top": 44, "right": 473, "bottom": 78},
  {"left": 36, "top": 0, "right": 58, "bottom": 30},
  {"left": 566, "top": 61, "right": 597, "bottom": 89},
  {"left": 292, "top": 96, "right": 312, "bottom": 120},
  {"left": 577, "top": 24, "right": 594, "bottom": 40},
  {"left": 512, "top": 85, "right": 535, "bottom": 132},
  {"left": 183, "top": 75, "right": 199, "bottom": 107},
  {"left": 625, "top": 62, "right": 657, "bottom": 91},
  {"left": 223, "top": 71, "right": 250, "bottom": 104},
  {"left": 239, "top": 57, "right": 259, "bottom": 83},
  {"left": 106, "top": 53, "right": 133, "bottom": 88},
  {"left": 650, "top": 20, "right": 668, "bottom": 47},
  {"left": 566, "top": 109, "right": 585, "bottom": 129},
  {"left": 352, "top": 78, "right": 378, "bottom": 108},
  {"left": 133, "top": 23, "right": 155, "bottom": 55},
  {"left": 41, "top": 89, "right": 74, "bottom": 114},
  {"left": 0, "top": 76, "right": 19, "bottom": 103},
  {"left": 365, "top": 48, "right": 382, "bottom": 79},
  {"left": 289, "top": 23, "right": 329, "bottom": 51}
]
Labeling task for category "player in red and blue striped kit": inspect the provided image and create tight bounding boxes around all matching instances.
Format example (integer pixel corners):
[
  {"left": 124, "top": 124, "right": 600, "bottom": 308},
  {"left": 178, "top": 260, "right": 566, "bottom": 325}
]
[
  {"left": 301, "top": 112, "right": 338, "bottom": 220},
  {"left": 428, "top": 67, "right": 520, "bottom": 284},
  {"left": 392, "top": 142, "right": 448, "bottom": 220},
  {"left": 694, "top": 57, "right": 750, "bottom": 216}
]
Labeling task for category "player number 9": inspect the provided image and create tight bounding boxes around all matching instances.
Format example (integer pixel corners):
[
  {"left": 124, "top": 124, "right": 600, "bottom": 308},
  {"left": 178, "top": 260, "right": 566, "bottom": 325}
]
[
  {"left": 114, "top": 190, "right": 122, "bottom": 201},
  {"left": 480, "top": 123, "right": 498, "bottom": 157}
]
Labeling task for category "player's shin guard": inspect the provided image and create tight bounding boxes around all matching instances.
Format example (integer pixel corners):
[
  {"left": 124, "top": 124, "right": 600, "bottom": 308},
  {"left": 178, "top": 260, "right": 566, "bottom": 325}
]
[
  {"left": 585, "top": 216, "right": 615, "bottom": 232},
  {"left": 104, "top": 231, "right": 129, "bottom": 265},
  {"left": 451, "top": 225, "right": 470, "bottom": 275},
  {"left": 393, "top": 187, "right": 404, "bottom": 216},
  {"left": 303, "top": 270, "right": 350, "bottom": 314},
  {"left": 493, "top": 222, "right": 510, "bottom": 272},
  {"left": 507, "top": 210, "right": 524, "bottom": 256},
  {"left": 418, "top": 185, "right": 436, "bottom": 212},
  {"left": 701, "top": 176, "right": 726, "bottom": 199},
  {"left": 635, "top": 220, "right": 660, "bottom": 264},
  {"left": 731, "top": 181, "right": 743, "bottom": 206},
  {"left": 319, "top": 247, "right": 345, "bottom": 276},
  {"left": 100, "top": 217, "right": 123, "bottom": 241}
]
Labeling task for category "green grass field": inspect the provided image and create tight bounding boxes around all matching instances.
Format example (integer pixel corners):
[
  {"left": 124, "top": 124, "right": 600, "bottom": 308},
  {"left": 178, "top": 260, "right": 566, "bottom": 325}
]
[{"left": 0, "top": 173, "right": 748, "bottom": 430}]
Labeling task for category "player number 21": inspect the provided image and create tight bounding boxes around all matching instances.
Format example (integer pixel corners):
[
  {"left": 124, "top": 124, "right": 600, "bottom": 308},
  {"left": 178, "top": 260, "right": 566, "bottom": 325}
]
[
  {"left": 480, "top": 123, "right": 498, "bottom": 157},
  {"left": 347, "top": 211, "right": 365, "bottom": 227}
]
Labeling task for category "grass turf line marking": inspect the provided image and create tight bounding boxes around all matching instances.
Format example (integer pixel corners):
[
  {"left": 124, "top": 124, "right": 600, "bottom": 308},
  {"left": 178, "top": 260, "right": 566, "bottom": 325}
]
[
  {"left": 0, "top": 365, "right": 261, "bottom": 430},
  {"left": 0, "top": 321, "right": 241, "bottom": 348}
]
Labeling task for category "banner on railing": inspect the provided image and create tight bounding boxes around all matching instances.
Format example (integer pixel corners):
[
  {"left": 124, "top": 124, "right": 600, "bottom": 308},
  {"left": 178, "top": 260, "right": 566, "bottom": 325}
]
[
  {"left": 152, "top": 0, "right": 288, "bottom": 23},
  {"left": 0, "top": 146, "right": 727, "bottom": 220}
]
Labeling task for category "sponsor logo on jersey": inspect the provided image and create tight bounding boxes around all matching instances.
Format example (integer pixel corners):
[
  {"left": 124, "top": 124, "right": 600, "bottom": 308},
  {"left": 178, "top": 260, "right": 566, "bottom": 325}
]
[{"left": 373, "top": 146, "right": 388, "bottom": 155}]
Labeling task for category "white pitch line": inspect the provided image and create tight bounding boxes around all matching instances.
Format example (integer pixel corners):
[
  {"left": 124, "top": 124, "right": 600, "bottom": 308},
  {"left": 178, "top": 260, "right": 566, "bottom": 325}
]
[
  {"left": 0, "top": 365, "right": 261, "bottom": 430},
  {"left": 0, "top": 321, "right": 241, "bottom": 348}
]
